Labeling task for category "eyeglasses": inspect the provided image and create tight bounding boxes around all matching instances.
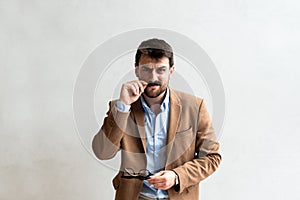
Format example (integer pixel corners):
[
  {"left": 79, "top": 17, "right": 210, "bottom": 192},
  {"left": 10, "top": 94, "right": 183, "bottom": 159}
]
[{"left": 121, "top": 168, "right": 153, "bottom": 180}]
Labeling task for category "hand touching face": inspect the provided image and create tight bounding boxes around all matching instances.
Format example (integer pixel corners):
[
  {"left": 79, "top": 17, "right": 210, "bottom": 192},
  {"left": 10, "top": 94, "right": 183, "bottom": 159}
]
[
  {"left": 119, "top": 80, "right": 148, "bottom": 105},
  {"left": 135, "top": 54, "right": 174, "bottom": 99}
]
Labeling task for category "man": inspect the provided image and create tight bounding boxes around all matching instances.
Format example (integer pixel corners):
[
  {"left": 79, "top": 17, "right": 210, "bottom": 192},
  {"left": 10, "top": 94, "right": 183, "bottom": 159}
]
[{"left": 92, "top": 38, "right": 221, "bottom": 200}]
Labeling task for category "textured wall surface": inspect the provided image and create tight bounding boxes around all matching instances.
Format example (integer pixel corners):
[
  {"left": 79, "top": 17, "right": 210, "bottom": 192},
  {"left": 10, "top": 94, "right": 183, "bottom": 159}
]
[{"left": 1, "top": 0, "right": 300, "bottom": 199}]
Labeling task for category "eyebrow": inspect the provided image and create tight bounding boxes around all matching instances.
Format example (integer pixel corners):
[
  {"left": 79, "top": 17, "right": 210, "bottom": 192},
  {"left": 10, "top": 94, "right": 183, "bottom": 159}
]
[
  {"left": 157, "top": 65, "right": 167, "bottom": 69},
  {"left": 140, "top": 64, "right": 168, "bottom": 68}
]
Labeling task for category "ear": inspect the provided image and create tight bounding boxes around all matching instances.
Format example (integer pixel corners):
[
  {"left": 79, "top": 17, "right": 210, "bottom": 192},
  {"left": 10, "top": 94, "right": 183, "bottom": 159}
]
[
  {"left": 169, "top": 65, "right": 175, "bottom": 75},
  {"left": 135, "top": 64, "right": 139, "bottom": 78}
]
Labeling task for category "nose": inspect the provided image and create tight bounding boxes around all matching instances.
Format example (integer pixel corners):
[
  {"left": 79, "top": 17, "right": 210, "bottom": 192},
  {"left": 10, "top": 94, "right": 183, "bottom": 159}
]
[{"left": 149, "top": 70, "right": 159, "bottom": 82}]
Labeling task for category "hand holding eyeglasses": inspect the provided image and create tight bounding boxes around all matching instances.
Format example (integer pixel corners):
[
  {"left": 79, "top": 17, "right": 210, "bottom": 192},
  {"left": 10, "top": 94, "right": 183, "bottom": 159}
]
[
  {"left": 122, "top": 168, "right": 177, "bottom": 190},
  {"left": 147, "top": 170, "right": 177, "bottom": 190}
]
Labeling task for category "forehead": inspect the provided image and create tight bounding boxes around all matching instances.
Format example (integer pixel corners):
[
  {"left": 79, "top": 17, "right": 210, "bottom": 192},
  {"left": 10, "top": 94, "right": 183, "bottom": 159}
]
[{"left": 139, "top": 54, "right": 169, "bottom": 66}]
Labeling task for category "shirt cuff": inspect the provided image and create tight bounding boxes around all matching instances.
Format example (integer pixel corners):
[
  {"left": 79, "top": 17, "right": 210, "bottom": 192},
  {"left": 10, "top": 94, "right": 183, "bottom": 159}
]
[{"left": 116, "top": 100, "right": 131, "bottom": 112}]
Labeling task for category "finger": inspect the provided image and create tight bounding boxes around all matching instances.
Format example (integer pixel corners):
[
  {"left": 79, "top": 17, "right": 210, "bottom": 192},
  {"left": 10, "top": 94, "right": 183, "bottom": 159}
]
[
  {"left": 136, "top": 81, "right": 145, "bottom": 93},
  {"left": 151, "top": 181, "right": 170, "bottom": 190},
  {"left": 150, "top": 176, "right": 166, "bottom": 184},
  {"left": 128, "top": 84, "right": 139, "bottom": 96},
  {"left": 148, "top": 170, "right": 176, "bottom": 190},
  {"left": 139, "top": 80, "right": 148, "bottom": 87},
  {"left": 151, "top": 171, "right": 165, "bottom": 177},
  {"left": 147, "top": 172, "right": 165, "bottom": 184},
  {"left": 147, "top": 179, "right": 163, "bottom": 188},
  {"left": 133, "top": 82, "right": 144, "bottom": 95},
  {"left": 131, "top": 82, "right": 140, "bottom": 94}
]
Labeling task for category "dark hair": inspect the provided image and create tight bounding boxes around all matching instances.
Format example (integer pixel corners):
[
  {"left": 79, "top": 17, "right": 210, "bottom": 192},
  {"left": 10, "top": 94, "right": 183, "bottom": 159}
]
[{"left": 135, "top": 38, "right": 174, "bottom": 68}]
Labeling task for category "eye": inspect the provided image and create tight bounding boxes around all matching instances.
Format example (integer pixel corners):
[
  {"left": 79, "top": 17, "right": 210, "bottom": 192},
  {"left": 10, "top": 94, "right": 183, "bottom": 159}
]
[
  {"left": 157, "top": 67, "right": 166, "bottom": 74},
  {"left": 145, "top": 68, "right": 152, "bottom": 72},
  {"left": 141, "top": 66, "right": 152, "bottom": 72}
]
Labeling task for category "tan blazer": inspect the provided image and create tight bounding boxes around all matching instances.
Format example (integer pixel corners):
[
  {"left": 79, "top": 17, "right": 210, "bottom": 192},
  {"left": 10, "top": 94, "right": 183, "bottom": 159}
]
[{"left": 92, "top": 89, "right": 221, "bottom": 200}]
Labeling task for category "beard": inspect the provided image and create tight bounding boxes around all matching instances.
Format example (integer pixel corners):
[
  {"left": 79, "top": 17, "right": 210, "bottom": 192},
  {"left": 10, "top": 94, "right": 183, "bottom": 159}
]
[{"left": 144, "top": 82, "right": 168, "bottom": 98}]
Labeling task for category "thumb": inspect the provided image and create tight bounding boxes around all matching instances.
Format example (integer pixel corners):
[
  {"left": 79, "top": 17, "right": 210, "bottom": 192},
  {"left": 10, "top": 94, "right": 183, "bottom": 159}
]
[{"left": 152, "top": 171, "right": 165, "bottom": 177}]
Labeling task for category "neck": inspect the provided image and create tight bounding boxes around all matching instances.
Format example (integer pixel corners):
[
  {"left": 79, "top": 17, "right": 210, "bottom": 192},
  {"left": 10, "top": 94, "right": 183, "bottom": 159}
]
[
  {"left": 143, "top": 90, "right": 167, "bottom": 115},
  {"left": 142, "top": 90, "right": 167, "bottom": 107}
]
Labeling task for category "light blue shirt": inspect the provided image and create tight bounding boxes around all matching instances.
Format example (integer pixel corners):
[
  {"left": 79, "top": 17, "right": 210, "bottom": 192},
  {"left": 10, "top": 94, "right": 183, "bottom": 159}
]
[
  {"left": 116, "top": 89, "right": 170, "bottom": 199},
  {"left": 140, "top": 89, "right": 170, "bottom": 199}
]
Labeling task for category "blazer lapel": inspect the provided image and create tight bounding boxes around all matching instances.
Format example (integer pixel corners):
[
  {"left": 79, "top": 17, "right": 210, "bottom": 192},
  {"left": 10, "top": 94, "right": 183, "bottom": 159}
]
[
  {"left": 131, "top": 99, "right": 147, "bottom": 153},
  {"left": 166, "top": 89, "right": 182, "bottom": 161}
]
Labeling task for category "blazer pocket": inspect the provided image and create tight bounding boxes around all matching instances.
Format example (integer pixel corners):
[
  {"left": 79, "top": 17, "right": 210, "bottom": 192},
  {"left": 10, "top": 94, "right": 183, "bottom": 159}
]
[
  {"left": 172, "top": 127, "right": 195, "bottom": 156},
  {"left": 167, "top": 127, "right": 195, "bottom": 165},
  {"left": 176, "top": 126, "right": 193, "bottom": 137}
]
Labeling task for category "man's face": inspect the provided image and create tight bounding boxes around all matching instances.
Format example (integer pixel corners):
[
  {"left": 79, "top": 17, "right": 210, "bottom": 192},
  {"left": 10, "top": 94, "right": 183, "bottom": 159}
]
[{"left": 135, "top": 54, "right": 174, "bottom": 98}]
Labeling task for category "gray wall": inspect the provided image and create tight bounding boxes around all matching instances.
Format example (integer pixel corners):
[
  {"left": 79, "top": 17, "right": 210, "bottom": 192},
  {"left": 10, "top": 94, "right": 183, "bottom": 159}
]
[{"left": 1, "top": 0, "right": 300, "bottom": 199}]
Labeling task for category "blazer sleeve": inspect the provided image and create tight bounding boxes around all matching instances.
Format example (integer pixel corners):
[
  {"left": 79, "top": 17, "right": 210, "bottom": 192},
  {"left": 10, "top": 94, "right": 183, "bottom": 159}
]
[
  {"left": 92, "top": 100, "right": 130, "bottom": 160},
  {"left": 172, "top": 99, "right": 222, "bottom": 193}
]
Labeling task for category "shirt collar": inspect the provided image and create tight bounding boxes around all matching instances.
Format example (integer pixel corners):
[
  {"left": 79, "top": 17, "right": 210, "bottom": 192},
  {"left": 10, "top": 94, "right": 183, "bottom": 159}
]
[{"left": 141, "top": 88, "right": 170, "bottom": 113}]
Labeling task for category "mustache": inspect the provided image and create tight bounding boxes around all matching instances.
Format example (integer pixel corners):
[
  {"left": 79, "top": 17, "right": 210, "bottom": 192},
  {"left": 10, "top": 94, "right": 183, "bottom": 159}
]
[{"left": 147, "top": 81, "right": 161, "bottom": 87}]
